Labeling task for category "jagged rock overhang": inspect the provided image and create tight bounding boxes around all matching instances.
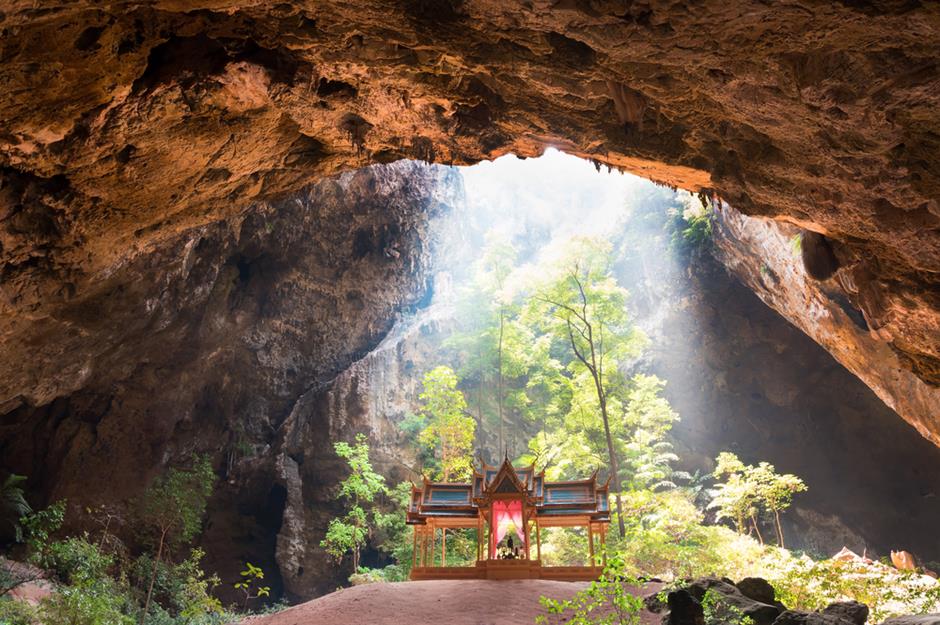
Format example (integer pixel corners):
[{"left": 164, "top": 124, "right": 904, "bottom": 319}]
[{"left": 1, "top": 1, "right": 938, "bottom": 439}]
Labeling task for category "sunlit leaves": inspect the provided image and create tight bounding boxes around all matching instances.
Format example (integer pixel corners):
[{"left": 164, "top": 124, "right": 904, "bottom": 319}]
[{"left": 418, "top": 366, "right": 476, "bottom": 481}]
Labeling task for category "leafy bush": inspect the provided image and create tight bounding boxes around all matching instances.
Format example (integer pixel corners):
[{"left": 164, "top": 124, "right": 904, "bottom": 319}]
[
  {"left": 21, "top": 500, "right": 66, "bottom": 565},
  {"left": 537, "top": 554, "right": 643, "bottom": 625},
  {"left": 702, "top": 588, "right": 755, "bottom": 625},
  {"left": 666, "top": 195, "right": 713, "bottom": 254},
  {"left": 45, "top": 534, "right": 114, "bottom": 585},
  {"left": 1, "top": 475, "right": 31, "bottom": 543},
  {"left": 0, "top": 596, "right": 38, "bottom": 625},
  {"left": 759, "top": 550, "right": 940, "bottom": 622}
]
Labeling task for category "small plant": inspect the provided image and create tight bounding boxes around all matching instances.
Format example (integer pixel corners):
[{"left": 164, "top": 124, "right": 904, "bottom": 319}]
[
  {"left": 234, "top": 562, "right": 270, "bottom": 611},
  {"left": 537, "top": 555, "right": 643, "bottom": 625},
  {"left": 22, "top": 500, "right": 67, "bottom": 565},
  {"left": 1, "top": 474, "right": 31, "bottom": 542},
  {"left": 788, "top": 233, "right": 803, "bottom": 258},
  {"left": 702, "top": 588, "right": 755, "bottom": 625}
]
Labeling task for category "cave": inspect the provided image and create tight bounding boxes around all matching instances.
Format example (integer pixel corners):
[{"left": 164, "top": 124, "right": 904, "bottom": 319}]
[{"left": 1, "top": 2, "right": 939, "bottom": 624}]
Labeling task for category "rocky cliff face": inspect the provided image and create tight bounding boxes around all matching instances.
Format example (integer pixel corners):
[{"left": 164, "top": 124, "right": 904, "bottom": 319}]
[
  {"left": 710, "top": 206, "right": 940, "bottom": 446},
  {"left": 623, "top": 211, "right": 940, "bottom": 563},
  {"left": 1, "top": 1, "right": 939, "bottom": 445},
  {"left": 0, "top": 160, "right": 461, "bottom": 598}
]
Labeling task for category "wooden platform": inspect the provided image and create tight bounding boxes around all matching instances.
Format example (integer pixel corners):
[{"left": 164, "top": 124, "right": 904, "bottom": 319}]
[{"left": 410, "top": 561, "right": 603, "bottom": 581}]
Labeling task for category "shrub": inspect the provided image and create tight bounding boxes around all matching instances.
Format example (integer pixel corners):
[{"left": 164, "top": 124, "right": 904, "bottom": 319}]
[
  {"left": 0, "top": 596, "right": 38, "bottom": 625},
  {"left": 21, "top": 500, "right": 66, "bottom": 565},
  {"left": 537, "top": 554, "right": 643, "bottom": 625},
  {"left": 759, "top": 550, "right": 940, "bottom": 622}
]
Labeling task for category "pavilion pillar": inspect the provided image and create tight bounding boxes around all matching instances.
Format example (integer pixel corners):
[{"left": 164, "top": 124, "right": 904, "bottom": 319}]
[
  {"left": 535, "top": 518, "right": 541, "bottom": 562},
  {"left": 441, "top": 528, "right": 447, "bottom": 566},
  {"left": 412, "top": 526, "right": 418, "bottom": 569},
  {"left": 522, "top": 508, "right": 532, "bottom": 560},
  {"left": 588, "top": 525, "right": 595, "bottom": 566},
  {"left": 601, "top": 527, "right": 607, "bottom": 566}
]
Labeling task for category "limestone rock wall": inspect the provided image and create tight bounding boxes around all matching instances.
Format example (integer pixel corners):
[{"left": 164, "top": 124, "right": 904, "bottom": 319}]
[
  {"left": 0, "top": 160, "right": 461, "bottom": 599},
  {"left": 1, "top": 1, "right": 939, "bottom": 443}
]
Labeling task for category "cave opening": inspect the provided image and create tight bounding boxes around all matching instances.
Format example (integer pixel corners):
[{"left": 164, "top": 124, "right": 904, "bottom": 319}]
[
  {"left": 2, "top": 2, "right": 940, "bottom": 622},
  {"left": 273, "top": 150, "right": 940, "bottom": 607}
]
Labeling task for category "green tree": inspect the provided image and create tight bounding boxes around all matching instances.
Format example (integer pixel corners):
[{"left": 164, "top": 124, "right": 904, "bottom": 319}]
[
  {"left": 708, "top": 453, "right": 806, "bottom": 548},
  {"left": 320, "top": 434, "right": 387, "bottom": 573},
  {"left": 751, "top": 462, "right": 807, "bottom": 548},
  {"left": 621, "top": 374, "right": 685, "bottom": 491},
  {"left": 137, "top": 455, "right": 215, "bottom": 625},
  {"left": 529, "top": 237, "right": 647, "bottom": 537},
  {"left": 1, "top": 474, "right": 31, "bottom": 543},
  {"left": 418, "top": 366, "right": 476, "bottom": 481},
  {"left": 708, "top": 452, "right": 762, "bottom": 541}
]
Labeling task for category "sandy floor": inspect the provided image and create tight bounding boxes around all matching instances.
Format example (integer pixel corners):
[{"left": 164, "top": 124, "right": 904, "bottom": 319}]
[{"left": 242, "top": 579, "right": 664, "bottom": 625}]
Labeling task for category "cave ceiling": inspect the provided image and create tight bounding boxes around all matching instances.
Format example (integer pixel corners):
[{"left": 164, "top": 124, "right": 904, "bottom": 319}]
[{"left": 1, "top": 1, "right": 939, "bottom": 439}]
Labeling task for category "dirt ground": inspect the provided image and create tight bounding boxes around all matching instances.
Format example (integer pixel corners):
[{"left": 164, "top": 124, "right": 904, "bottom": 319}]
[{"left": 241, "top": 579, "right": 664, "bottom": 625}]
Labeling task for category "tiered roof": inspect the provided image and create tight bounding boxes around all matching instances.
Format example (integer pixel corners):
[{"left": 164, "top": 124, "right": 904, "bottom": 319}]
[{"left": 406, "top": 457, "right": 611, "bottom": 525}]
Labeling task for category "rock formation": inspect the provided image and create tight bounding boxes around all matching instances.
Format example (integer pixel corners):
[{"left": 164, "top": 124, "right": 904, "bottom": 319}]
[
  {"left": 0, "top": 160, "right": 462, "bottom": 598},
  {"left": 1, "top": 0, "right": 939, "bottom": 442},
  {"left": 2, "top": 0, "right": 940, "bottom": 603}
]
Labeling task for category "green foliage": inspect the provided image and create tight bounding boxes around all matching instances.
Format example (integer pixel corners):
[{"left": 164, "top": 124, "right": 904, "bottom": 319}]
[
  {"left": 0, "top": 470, "right": 253, "bottom": 625},
  {"left": 138, "top": 454, "right": 216, "bottom": 550},
  {"left": 0, "top": 596, "right": 38, "bottom": 625},
  {"left": 21, "top": 500, "right": 66, "bottom": 565},
  {"left": 702, "top": 589, "right": 755, "bottom": 625},
  {"left": 45, "top": 533, "right": 114, "bottom": 584},
  {"left": 233, "top": 562, "right": 270, "bottom": 611},
  {"left": 608, "top": 489, "right": 764, "bottom": 581},
  {"left": 708, "top": 453, "right": 806, "bottom": 547},
  {"left": 418, "top": 366, "right": 476, "bottom": 481},
  {"left": 320, "top": 434, "right": 387, "bottom": 573},
  {"left": 789, "top": 233, "right": 803, "bottom": 258},
  {"left": 537, "top": 554, "right": 643, "bottom": 625},
  {"left": 372, "top": 482, "right": 416, "bottom": 579},
  {"left": 138, "top": 455, "right": 215, "bottom": 625},
  {"left": 1, "top": 474, "right": 31, "bottom": 543},
  {"left": 757, "top": 549, "right": 940, "bottom": 622},
  {"left": 39, "top": 535, "right": 134, "bottom": 625},
  {"left": 667, "top": 195, "right": 713, "bottom": 254}
]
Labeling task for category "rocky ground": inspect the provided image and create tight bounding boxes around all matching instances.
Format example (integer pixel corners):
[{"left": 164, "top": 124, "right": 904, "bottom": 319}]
[
  {"left": 239, "top": 576, "right": 939, "bottom": 625},
  {"left": 240, "top": 579, "right": 663, "bottom": 625}
]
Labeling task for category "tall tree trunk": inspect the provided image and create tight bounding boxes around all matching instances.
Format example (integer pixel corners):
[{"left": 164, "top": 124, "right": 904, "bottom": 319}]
[
  {"left": 141, "top": 526, "right": 167, "bottom": 625},
  {"left": 477, "top": 344, "right": 485, "bottom": 455},
  {"left": 774, "top": 509, "right": 785, "bottom": 548},
  {"left": 750, "top": 513, "right": 764, "bottom": 545},
  {"left": 596, "top": 383, "right": 626, "bottom": 538},
  {"left": 497, "top": 308, "right": 505, "bottom": 457}
]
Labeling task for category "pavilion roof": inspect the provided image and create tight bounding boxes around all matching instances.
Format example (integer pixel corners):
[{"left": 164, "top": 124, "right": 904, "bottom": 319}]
[{"left": 406, "top": 458, "right": 611, "bottom": 525}]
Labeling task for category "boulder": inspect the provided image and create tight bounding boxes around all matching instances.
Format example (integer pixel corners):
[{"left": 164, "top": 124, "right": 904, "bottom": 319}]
[
  {"left": 773, "top": 607, "right": 865, "bottom": 625},
  {"left": 822, "top": 601, "right": 869, "bottom": 625},
  {"left": 737, "top": 578, "right": 777, "bottom": 606},
  {"left": 664, "top": 589, "right": 705, "bottom": 625},
  {"left": 879, "top": 616, "right": 940, "bottom": 625},
  {"left": 680, "top": 578, "right": 782, "bottom": 625}
]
